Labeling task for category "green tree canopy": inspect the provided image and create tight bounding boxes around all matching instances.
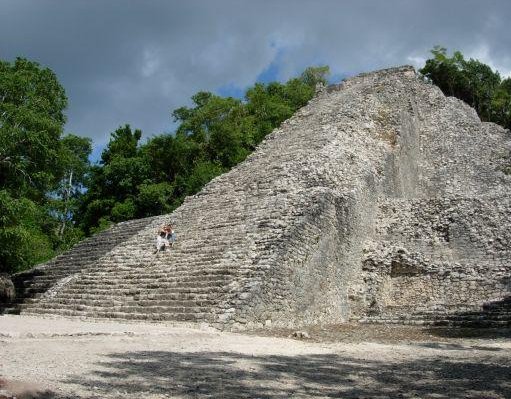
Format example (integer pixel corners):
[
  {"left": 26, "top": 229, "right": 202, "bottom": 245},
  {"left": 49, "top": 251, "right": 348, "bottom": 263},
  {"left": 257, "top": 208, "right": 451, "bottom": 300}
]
[
  {"left": 0, "top": 57, "right": 86, "bottom": 273},
  {"left": 420, "top": 47, "right": 510, "bottom": 129},
  {"left": 0, "top": 57, "right": 68, "bottom": 198},
  {"left": 300, "top": 65, "right": 330, "bottom": 88},
  {"left": 78, "top": 124, "right": 149, "bottom": 233}
]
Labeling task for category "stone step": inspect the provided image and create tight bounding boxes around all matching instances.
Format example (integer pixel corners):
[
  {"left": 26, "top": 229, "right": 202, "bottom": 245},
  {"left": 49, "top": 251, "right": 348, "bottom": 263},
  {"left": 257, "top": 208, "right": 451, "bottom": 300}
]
[
  {"left": 360, "top": 312, "right": 511, "bottom": 326},
  {"left": 9, "top": 217, "right": 157, "bottom": 294},
  {"left": 25, "top": 270, "right": 237, "bottom": 286},
  {"left": 22, "top": 308, "right": 216, "bottom": 322},
  {"left": 72, "top": 272, "right": 234, "bottom": 283},
  {"left": 0, "top": 307, "right": 20, "bottom": 315},
  {"left": 46, "top": 284, "right": 231, "bottom": 296},
  {"left": 20, "top": 289, "right": 228, "bottom": 306},
  {"left": 360, "top": 318, "right": 511, "bottom": 327},
  {"left": 29, "top": 291, "right": 221, "bottom": 303},
  {"left": 88, "top": 250, "right": 247, "bottom": 264},
  {"left": 59, "top": 282, "right": 230, "bottom": 294},
  {"left": 23, "top": 302, "right": 216, "bottom": 315},
  {"left": 88, "top": 266, "right": 256, "bottom": 276},
  {"left": 483, "top": 303, "right": 511, "bottom": 310},
  {"left": 79, "top": 274, "right": 241, "bottom": 289},
  {"left": 20, "top": 256, "right": 261, "bottom": 281},
  {"left": 373, "top": 311, "right": 511, "bottom": 320},
  {"left": 54, "top": 283, "right": 229, "bottom": 295},
  {"left": 93, "top": 259, "right": 233, "bottom": 270},
  {"left": 21, "top": 297, "right": 218, "bottom": 309},
  {"left": 75, "top": 265, "right": 259, "bottom": 278},
  {"left": 374, "top": 315, "right": 511, "bottom": 324},
  {"left": 71, "top": 278, "right": 233, "bottom": 288}
]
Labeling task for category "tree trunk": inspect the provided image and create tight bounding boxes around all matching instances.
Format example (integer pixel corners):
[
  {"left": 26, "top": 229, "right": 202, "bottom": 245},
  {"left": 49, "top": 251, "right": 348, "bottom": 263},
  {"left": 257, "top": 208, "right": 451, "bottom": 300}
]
[{"left": 58, "top": 171, "right": 73, "bottom": 238}]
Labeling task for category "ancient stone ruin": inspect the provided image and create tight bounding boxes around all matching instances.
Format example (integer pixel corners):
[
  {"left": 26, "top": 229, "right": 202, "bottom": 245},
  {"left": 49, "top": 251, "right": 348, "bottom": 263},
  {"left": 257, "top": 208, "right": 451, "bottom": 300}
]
[{"left": 3, "top": 66, "right": 510, "bottom": 330}]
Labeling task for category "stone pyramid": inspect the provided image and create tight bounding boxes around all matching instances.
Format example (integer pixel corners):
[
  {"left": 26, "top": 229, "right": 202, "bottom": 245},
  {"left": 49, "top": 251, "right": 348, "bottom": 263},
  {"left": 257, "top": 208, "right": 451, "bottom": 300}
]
[{"left": 6, "top": 66, "right": 511, "bottom": 330}]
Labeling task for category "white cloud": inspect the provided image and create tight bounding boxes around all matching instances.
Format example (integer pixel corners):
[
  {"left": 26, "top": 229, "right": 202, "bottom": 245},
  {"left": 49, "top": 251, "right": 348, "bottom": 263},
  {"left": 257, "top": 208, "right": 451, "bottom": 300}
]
[
  {"left": 141, "top": 47, "right": 161, "bottom": 78},
  {"left": 406, "top": 55, "right": 427, "bottom": 69},
  {"left": 466, "top": 43, "right": 511, "bottom": 78}
]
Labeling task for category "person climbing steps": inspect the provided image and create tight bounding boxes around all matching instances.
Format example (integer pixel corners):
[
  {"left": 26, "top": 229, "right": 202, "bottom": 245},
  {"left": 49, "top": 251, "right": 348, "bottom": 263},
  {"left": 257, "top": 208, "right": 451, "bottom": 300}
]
[
  {"left": 154, "top": 224, "right": 176, "bottom": 254},
  {"left": 166, "top": 224, "right": 176, "bottom": 247}
]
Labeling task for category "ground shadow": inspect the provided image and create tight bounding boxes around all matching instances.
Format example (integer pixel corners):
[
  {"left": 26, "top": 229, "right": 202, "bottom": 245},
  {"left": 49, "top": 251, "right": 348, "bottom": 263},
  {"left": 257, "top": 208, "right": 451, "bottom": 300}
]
[
  {"left": 424, "top": 296, "right": 511, "bottom": 339},
  {"left": 427, "top": 326, "right": 511, "bottom": 339},
  {"left": 411, "top": 341, "right": 505, "bottom": 352},
  {"left": 60, "top": 349, "right": 511, "bottom": 399}
]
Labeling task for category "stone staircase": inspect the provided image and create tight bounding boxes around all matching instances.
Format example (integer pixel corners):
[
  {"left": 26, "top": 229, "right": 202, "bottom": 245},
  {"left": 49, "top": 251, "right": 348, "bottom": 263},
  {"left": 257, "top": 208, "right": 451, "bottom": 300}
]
[
  {"left": 13, "top": 183, "right": 318, "bottom": 328},
  {"left": 1, "top": 217, "right": 156, "bottom": 314},
  {"left": 358, "top": 297, "right": 511, "bottom": 328}
]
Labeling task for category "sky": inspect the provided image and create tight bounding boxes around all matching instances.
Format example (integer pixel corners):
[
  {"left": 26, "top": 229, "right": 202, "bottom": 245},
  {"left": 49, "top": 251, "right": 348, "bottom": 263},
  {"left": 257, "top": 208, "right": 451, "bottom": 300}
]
[{"left": 1, "top": 0, "right": 511, "bottom": 157}]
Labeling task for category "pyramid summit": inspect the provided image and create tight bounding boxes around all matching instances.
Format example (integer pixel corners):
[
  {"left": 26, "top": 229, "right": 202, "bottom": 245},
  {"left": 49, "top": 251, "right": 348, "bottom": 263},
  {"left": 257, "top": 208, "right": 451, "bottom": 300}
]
[{"left": 4, "top": 66, "right": 511, "bottom": 329}]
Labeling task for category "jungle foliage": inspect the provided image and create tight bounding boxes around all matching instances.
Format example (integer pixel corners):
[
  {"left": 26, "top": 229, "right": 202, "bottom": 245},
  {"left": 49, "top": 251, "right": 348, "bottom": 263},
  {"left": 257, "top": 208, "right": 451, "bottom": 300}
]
[
  {"left": 420, "top": 46, "right": 511, "bottom": 129},
  {"left": 0, "top": 58, "right": 91, "bottom": 273}
]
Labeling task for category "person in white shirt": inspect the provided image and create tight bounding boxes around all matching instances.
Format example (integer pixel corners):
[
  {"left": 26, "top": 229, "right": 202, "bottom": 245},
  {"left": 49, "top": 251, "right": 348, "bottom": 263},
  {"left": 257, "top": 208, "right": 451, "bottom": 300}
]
[
  {"left": 154, "top": 224, "right": 177, "bottom": 253},
  {"left": 154, "top": 229, "right": 168, "bottom": 253}
]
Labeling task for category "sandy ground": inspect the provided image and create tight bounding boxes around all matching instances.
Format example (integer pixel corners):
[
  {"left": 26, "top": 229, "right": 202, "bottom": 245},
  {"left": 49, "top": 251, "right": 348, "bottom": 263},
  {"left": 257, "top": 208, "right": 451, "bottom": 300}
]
[{"left": 1, "top": 315, "right": 510, "bottom": 399}]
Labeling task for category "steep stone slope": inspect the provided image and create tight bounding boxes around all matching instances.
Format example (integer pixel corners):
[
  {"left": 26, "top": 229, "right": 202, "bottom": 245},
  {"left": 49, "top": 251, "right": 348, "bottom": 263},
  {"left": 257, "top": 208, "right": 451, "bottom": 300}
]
[{"left": 5, "top": 66, "right": 511, "bottom": 329}]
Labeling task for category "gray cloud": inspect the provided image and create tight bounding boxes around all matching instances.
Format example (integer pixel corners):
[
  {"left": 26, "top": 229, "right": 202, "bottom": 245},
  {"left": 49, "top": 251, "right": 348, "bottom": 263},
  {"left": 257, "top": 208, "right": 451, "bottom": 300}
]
[{"left": 1, "top": 0, "right": 510, "bottom": 147}]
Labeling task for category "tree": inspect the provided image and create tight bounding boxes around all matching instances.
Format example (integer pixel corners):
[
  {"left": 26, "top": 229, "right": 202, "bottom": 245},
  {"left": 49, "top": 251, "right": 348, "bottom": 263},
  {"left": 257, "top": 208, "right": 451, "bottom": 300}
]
[
  {"left": 78, "top": 124, "right": 149, "bottom": 234},
  {"left": 52, "top": 134, "right": 91, "bottom": 246},
  {"left": 0, "top": 191, "right": 54, "bottom": 273},
  {"left": 420, "top": 47, "right": 507, "bottom": 127},
  {"left": 100, "top": 124, "right": 142, "bottom": 164},
  {"left": 0, "top": 57, "right": 67, "bottom": 198},
  {"left": 174, "top": 93, "right": 252, "bottom": 167},
  {"left": 0, "top": 57, "right": 69, "bottom": 274},
  {"left": 300, "top": 65, "right": 330, "bottom": 88},
  {"left": 492, "top": 78, "right": 511, "bottom": 129}
]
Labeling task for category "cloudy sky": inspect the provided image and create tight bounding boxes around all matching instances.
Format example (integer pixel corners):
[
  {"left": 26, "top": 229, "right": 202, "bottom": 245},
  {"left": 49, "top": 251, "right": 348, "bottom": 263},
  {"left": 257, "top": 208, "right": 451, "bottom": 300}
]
[{"left": 1, "top": 0, "right": 510, "bottom": 156}]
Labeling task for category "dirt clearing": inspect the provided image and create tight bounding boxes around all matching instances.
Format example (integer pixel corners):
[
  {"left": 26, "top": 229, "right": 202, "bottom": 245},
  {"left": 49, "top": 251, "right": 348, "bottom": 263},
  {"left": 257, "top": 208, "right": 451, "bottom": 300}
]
[{"left": 1, "top": 315, "right": 510, "bottom": 398}]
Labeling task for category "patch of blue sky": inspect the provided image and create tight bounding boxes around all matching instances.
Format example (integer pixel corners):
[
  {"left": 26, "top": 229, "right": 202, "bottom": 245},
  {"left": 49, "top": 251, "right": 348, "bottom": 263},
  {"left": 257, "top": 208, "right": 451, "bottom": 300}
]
[
  {"left": 215, "top": 47, "right": 285, "bottom": 100},
  {"left": 216, "top": 83, "right": 246, "bottom": 99},
  {"left": 330, "top": 71, "right": 349, "bottom": 84},
  {"left": 255, "top": 58, "right": 281, "bottom": 84},
  {"left": 89, "top": 143, "right": 106, "bottom": 164}
]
